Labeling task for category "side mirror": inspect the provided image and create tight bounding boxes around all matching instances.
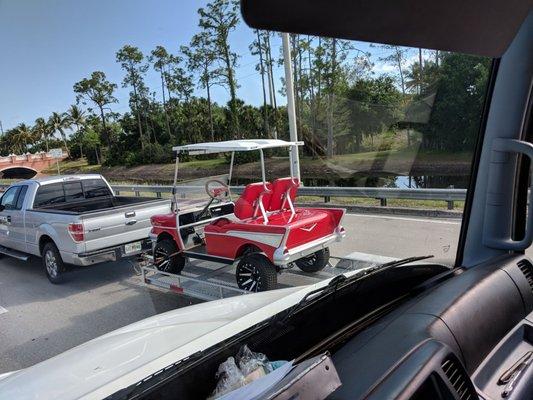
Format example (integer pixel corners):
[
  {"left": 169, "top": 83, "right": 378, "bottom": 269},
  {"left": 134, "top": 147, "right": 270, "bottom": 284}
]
[{"left": 0, "top": 204, "right": 5, "bottom": 212}]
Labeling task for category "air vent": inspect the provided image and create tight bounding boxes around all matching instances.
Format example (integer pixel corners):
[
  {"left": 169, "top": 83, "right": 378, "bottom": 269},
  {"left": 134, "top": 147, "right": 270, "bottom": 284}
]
[
  {"left": 441, "top": 357, "right": 476, "bottom": 400},
  {"left": 517, "top": 259, "right": 533, "bottom": 292}
]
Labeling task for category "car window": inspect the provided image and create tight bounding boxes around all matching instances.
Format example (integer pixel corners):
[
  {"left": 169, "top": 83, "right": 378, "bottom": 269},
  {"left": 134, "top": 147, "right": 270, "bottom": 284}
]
[
  {"left": 64, "top": 181, "right": 84, "bottom": 202},
  {"left": 34, "top": 183, "right": 66, "bottom": 207},
  {"left": 0, "top": 0, "right": 499, "bottom": 382},
  {"left": 15, "top": 185, "right": 28, "bottom": 210},
  {"left": 82, "top": 179, "right": 112, "bottom": 199},
  {"left": 1, "top": 187, "right": 21, "bottom": 210}
]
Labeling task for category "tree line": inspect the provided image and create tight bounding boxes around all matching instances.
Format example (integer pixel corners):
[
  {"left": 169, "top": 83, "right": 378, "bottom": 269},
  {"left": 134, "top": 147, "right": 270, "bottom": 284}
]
[{"left": 1, "top": 0, "right": 491, "bottom": 166}]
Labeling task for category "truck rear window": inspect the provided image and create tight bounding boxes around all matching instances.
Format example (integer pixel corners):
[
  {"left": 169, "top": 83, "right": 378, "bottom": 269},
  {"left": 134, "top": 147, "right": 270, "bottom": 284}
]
[
  {"left": 82, "top": 179, "right": 112, "bottom": 198},
  {"left": 34, "top": 183, "right": 66, "bottom": 207},
  {"left": 34, "top": 179, "right": 112, "bottom": 207}
]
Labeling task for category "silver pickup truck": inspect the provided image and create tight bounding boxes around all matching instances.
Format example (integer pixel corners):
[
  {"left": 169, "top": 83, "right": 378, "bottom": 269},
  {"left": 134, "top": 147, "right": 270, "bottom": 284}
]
[{"left": 0, "top": 175, "right": 170, "bottom": 283}]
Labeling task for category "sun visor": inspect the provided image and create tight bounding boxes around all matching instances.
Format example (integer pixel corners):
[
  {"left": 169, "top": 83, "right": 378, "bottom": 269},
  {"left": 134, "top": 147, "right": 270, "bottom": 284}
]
[{"left": 241, "top": 0, "right": 531, "bottom": 57}]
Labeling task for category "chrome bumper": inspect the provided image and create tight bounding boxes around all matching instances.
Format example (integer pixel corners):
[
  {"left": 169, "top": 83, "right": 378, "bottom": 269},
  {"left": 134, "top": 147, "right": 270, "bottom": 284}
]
[
  {"left": 273, "top": 228, "right": 346, "bottom": 266},
  {"left": 67, "top": 239, "right": 152, "bottom": 266}
]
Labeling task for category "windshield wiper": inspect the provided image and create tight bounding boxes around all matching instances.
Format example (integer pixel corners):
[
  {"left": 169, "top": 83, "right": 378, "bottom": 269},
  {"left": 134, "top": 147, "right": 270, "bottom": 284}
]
[{"left": 279, "top": 254, "right": 434, "bottom": 323}]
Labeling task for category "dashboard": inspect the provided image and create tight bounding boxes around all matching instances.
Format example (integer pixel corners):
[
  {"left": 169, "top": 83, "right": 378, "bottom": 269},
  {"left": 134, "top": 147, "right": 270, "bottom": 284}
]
[{"left": 330, "top": 255, "right": 533, "bottom": 399}]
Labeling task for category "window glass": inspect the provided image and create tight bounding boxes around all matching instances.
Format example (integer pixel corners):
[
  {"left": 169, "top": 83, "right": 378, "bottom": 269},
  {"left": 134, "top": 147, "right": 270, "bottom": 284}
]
[
  {"left": 1, "top": 187, "right": 20, "bottom": 210},
  {"left": 64, "top": 181, "right": 84, "bottom": 202},
  {"left": 15, "top": 185, "right": 28, "bottom": 210},
  {"left": 82, "top": 179, "right": 112, "bottom": 199},
  {"left": 0, "top": 0, "right": 496, "bottom": 378},
  {"left": 34, "top": 183, "right": 66, "bottom": 207}
]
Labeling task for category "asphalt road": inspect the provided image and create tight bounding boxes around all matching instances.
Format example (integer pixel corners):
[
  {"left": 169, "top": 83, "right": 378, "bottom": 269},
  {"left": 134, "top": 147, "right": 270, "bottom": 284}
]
[{"left": 0, "top": 212, "right": 466, "bottom": 373}]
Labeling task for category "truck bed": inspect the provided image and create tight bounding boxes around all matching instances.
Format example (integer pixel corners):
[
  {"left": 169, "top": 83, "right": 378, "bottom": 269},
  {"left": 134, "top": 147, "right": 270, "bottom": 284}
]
[{"left": 32, "top": 196, "right": 164, "bottom": 215}]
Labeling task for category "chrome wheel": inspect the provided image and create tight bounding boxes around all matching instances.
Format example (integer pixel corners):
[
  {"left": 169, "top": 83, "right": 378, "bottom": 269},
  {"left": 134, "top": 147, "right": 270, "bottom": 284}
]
[
  {"left": 236, "top": 254, "right": 277, "bottom": 292},
  {"left": 45, "top": 250, "right": 58, "bottom": 278},
  {"left": 295, "top": 248, "right": 330, "bottom": 273},
  {"left": 297, "top": 253, "right": 318, "bottom": 269},
  {"left": 154, "top": 246, "right": 171, "bottom": 272},
  {"left": 153, "top": 239, "right": 185, "bottom": 274},
  {"left": 236, "top": 261, "right": 262, "bottom": 292}
]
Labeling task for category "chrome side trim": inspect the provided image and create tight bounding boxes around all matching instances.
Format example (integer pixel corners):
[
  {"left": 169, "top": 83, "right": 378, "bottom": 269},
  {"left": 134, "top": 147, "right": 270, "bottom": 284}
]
[{"left": 273, "top": 228, "right": 346, "bottom": 266}]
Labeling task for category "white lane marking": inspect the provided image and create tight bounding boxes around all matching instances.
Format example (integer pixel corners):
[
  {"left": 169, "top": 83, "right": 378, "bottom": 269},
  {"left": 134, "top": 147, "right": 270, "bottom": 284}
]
[
  {"left": 346, "top": 213, "right": 461, "bottom": 225},
  {"left": 0, "top": 306, "right": 7, "bottom": 315}
]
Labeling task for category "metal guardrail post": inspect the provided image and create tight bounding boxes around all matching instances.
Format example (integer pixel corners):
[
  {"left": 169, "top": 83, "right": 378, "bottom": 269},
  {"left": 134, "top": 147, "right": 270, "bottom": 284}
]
[
  {"left": 156, "top": 191, "right": 162, "bottom": 198},
  {"left": 135, "top": 190, "right": 140, "bottom": 197},
  {"left": 380, "top": 198, "right": 387, "bottom": 207},
  {"left": 447, "top": 185, "right": 454, "bottom": 210}
]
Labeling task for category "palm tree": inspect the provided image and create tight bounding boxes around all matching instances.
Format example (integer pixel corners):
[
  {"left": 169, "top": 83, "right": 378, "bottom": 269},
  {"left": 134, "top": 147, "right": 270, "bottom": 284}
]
[
  {"left": 33, "top": 117, "right": 54, "bottom": 152},
  {"left": 14, "top": 123, "right": 33, "bottom": 153},
  {"left": 67, "top": 105, "right": 86, "bottom": 157},
  {"left": 48, "top": 112, "right": 71, "bottom": 157}
]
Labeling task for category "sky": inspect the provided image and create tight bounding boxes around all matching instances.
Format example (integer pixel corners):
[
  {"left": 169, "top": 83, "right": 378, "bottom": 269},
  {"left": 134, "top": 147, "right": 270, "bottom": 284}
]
[{"left": 0, "top": 0, "right": 406, "bottom": 132}]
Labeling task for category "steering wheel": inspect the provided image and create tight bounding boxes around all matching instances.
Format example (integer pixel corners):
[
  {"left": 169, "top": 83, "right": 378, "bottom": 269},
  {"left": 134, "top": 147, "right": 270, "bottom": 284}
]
[{"left": 205, "top": 179, "right": 230, "bottom": 200}]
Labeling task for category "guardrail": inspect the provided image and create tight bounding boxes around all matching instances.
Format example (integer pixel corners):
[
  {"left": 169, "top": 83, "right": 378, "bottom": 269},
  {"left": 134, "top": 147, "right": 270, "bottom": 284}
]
[
  {"left": 112, "top": 184, "right": 467, "bottom": 210},
  {"left": 0, "top": 183, "right": 467, "bottom": 210}
]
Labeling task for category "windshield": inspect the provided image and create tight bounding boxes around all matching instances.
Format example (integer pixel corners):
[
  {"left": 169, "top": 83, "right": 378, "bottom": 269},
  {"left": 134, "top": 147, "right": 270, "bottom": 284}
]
[{"left": 0, "top": 0, "right": 495, "bottom": 383}]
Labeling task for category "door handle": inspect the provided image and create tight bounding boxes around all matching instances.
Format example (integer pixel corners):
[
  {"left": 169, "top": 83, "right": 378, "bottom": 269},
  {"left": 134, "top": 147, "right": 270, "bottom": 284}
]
[
  {"left": 125, "top": 211, "right": 136, "bottom": 218},
  {"left": 125, "top": 220, "right": 137, "bottom": 226}
]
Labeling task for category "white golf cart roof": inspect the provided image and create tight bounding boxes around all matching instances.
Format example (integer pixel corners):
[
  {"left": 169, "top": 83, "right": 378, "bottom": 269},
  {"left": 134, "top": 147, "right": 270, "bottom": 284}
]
[{"left": 173, "top": 139, "right": 303, "bottom": 154}]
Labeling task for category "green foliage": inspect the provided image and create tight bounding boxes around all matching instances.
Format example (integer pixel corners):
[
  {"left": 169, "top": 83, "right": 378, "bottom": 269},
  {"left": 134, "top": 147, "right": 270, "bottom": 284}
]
[
  {"left": 73, "top": 71, "right": 118, "bottom": 147},
  {"left": 2, "top": 15, "right": 490, "bottom": 174},
  {"left": 82, "top": 128, "right": 102, "bottom": 165},
  {"left": 343, "top": 76, "right": 403, "bottom": 151},
  {"left": 416, "top": 53, "right": 490, "bottom": 152},
  {"left": 198, "top": 0, "right": 240, "bottom": 134}
]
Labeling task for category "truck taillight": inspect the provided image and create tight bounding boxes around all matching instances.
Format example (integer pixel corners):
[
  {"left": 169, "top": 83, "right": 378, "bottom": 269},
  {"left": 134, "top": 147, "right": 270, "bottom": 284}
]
[{"left": 68, "top": 223, "right": 85, "bottom": 242}]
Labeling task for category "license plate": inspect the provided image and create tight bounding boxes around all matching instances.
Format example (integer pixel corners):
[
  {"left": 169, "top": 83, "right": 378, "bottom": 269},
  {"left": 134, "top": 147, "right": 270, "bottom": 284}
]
[{"left": 124, "top": 241, "right": 142, "bottom": 254}]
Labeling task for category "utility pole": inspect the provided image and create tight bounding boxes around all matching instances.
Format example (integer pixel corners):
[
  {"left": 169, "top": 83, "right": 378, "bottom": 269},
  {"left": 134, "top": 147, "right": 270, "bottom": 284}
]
[
  {"left": 418, "top": 48, "right": 423, "bottom": 94},
  {"left": 282, "top": 33, "right": 301, "bottom": 181},
  {"left": 0, "top": 120, "right": 4, "bottom": 135}
]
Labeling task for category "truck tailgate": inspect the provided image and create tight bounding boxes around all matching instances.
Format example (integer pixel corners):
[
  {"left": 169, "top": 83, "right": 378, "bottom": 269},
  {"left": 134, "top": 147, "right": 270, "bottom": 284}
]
[{"left": 82, "top": 200, "right": 170, "bottom": 253}]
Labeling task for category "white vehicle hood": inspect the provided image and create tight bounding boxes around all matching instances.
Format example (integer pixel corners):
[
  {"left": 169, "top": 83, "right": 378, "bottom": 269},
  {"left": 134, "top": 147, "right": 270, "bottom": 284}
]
[{"left": 0, "top": 278, "right": 342, "bottom": 400}]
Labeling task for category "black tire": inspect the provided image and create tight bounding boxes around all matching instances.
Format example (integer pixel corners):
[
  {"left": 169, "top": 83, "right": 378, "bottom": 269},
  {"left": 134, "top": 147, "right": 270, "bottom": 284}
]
[
  {"left": 295, "top": 248, "right": 330, "bottom": 273},
  {"left": 42, "top": 242, "right": 66, "bottom": 284},
  {"left": 236, "top": 254, "right": 277, "bottom": 292},
  {"left": 154, "top": 239, "right": 185, "bottom": 274}
]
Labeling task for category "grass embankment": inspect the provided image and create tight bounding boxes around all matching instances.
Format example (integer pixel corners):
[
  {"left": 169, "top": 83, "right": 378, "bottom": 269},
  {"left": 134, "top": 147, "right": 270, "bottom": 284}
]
[{"left": 49, "top": 148, "right": 472, "bottom": 181}]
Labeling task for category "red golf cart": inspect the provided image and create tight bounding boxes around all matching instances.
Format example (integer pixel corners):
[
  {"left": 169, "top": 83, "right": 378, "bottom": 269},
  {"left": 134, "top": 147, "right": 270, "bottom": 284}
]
[{"left": 149, "top": 139, "right": 346, "bottom": 292}]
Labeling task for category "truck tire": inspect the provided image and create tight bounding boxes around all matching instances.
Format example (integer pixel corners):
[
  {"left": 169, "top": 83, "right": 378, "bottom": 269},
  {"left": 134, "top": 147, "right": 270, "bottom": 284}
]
[
  {"left": 295, "top": 248, "right": 330, "bottom": 273},
  {"left": 154, "top": 239, "right": 185, "bottom": 274},
  {"left": 42, "top": 242, "right": 66, "bottom": 284},
  {"left": 236, "top": 254, "right": 277, "bottom": 292}
]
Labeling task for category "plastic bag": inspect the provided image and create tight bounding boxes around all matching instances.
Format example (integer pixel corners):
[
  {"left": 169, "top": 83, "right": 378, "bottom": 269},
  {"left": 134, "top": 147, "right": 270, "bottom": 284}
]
[
  {"left": 236, "top": 345, "right": 269, "bottom": 376},
  {"left": 209, "top": 346, "right": 269, "bottom": 399},
  {"left": 209, "top": 356, "right": 246, "bottom": 399}
]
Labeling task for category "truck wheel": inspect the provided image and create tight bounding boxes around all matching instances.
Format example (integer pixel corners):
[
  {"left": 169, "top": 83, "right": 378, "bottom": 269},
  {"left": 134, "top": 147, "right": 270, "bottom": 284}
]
[
  {"left": 236, "top": 254, "right": 277, "bottom": 292},
  {"left": 295, "top": 248, "right": 330, "bottom": 273},
  {"left": 42, "top": 242, "right": 66, "bottom": 284},
  {"left": 154, "top": 239, "right": 185, "bottom": 274}
]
